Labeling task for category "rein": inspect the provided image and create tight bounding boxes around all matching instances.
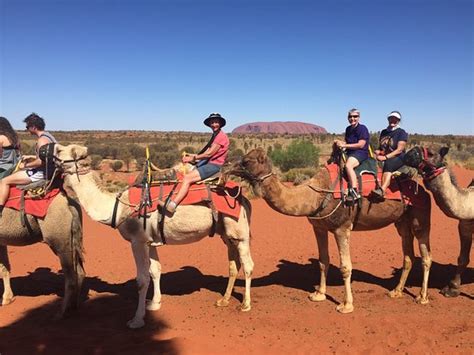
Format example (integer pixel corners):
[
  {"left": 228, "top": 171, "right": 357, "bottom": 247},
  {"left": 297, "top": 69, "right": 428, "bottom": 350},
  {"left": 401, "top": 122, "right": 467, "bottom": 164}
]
[{"left": 416, "top": 147, "right": 446, "bottom": 182}]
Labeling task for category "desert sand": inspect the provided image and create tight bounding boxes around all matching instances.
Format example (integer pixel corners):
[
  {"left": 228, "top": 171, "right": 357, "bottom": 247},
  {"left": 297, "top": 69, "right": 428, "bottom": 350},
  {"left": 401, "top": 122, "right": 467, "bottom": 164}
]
[{"left": 0, "top": 166, "right": 472, "bottom": 354}]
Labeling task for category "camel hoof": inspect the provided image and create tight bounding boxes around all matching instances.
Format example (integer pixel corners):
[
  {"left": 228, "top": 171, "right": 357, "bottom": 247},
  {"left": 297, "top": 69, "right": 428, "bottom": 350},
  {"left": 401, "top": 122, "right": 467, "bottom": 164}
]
[
  {"left": 2, "top": 296, "right": 15, "bottom": 306},
  {"left": 239, "top": 303, "right": 251, "bottom": 312},
  {"left": 388, "top": 289, "right": 403, "bottom": 299},
  {"left": 336, "top": 303, "right": 354, "bottom": 314},
  {"left": 416, "top": 295, "right": 429, "bottom": 305},
  {"left": 127, "top": 318, "right": 145, "bottom": 329},
  {"left": 215, "top": 298, "right": 230, "bottom": 307},
  {"left": 440, "top": 285, "right": 460, "bottom": 298},
  {"left": 146, "top": 299, "right": 162, "bottom": 311},
  {"left": 308, "top": 291, "right": 326, "bottom": 302}
]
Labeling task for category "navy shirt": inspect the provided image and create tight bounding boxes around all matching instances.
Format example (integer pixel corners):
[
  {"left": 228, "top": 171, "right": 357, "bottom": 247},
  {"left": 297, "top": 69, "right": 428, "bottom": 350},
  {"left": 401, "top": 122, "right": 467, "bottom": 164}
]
[
  {"left": 344, "top": 123, "right": 370, "bottom": 159},
  {"left": 379, "top": 128, "right": 408, "bottom": 156}
]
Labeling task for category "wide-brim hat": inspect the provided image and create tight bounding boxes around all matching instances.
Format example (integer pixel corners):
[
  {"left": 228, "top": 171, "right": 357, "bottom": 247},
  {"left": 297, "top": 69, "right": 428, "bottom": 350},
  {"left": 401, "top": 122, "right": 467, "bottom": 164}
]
[{"left": 204, "top": 112, "right": 226, "bottom": 128}]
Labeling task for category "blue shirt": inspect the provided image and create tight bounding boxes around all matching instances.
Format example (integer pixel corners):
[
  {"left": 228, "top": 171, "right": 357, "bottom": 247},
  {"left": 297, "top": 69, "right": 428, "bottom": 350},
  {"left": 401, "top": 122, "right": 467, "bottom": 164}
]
[
  {"left": 379, "top": 127, "right": 408, "bottom": 156},
  {"left": 345, "top": 123, "right": 370, "bottom": 159}
]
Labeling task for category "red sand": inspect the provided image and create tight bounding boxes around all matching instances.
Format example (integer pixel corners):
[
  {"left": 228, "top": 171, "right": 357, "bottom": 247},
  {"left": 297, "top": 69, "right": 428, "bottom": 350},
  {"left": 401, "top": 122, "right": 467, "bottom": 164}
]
[{"left": 1, "top": 166, "right": 473, "bottom": 354}]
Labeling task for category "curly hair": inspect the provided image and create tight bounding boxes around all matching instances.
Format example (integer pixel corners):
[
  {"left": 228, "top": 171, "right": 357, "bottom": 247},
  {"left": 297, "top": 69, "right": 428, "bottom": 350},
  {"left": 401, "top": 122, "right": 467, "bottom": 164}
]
[
  {"left": 24, "top": 112, "right": 46, "bottom": 130},
  {"left": 0, "top": 116, "right": 19, "bottom": 148}
]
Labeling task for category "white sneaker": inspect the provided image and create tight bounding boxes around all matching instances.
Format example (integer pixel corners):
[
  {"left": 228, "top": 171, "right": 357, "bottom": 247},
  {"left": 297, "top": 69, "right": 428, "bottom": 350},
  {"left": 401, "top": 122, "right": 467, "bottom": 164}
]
[{"left": 149, "top": 241, "right": 164, "bottom": 247}]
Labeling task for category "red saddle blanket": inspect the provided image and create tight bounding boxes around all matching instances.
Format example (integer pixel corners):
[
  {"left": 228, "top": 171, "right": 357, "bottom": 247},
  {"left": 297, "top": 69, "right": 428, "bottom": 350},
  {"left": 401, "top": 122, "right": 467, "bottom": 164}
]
[
  {"left": 326, "top": 164, "right": 429, "bottom": 209},
  {"left": 5, "top": 187, "right": 61, "bottom": 218},
  {"left": 128, "top": 180, "right": 242, "bottom": 219}
]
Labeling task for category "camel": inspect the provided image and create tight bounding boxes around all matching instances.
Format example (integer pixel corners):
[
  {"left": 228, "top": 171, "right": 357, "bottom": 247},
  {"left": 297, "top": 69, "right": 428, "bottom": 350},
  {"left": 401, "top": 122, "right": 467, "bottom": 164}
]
[
  {"left": 404, "top": 145, "right": 473, "bottom": 297},
  {"left": 224, "top": 148, "right": 432, "bottom": 313},
  {"left": 0, "top": 191, "right": 84, "bottom": 318},
  {"left": 52, "top": 143, "right": 254, "bottom": 329}
]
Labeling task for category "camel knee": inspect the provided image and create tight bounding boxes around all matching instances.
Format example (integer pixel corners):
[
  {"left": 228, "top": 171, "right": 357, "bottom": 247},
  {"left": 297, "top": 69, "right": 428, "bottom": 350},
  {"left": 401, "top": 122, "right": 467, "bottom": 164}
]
[
  {"left": 136, "top": 275, "right": 150, "bottom": 291},
  {"left": 339, "top": 266, "right": 351, "bottom": 279}
]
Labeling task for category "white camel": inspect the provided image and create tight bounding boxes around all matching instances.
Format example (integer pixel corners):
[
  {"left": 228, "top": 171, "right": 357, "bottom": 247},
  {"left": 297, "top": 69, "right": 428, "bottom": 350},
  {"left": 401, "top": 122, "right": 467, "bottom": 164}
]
[{"left": 53, "top": 143, "right": 254, "bottom": 328}]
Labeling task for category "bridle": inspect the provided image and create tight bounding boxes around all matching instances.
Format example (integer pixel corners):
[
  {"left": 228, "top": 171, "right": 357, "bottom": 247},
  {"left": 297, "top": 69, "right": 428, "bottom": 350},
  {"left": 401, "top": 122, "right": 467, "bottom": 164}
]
[
  {"left": 414, "top": 146, "right": 446, "bottom": 182},
  {"left": 53, "top": 154, "right": 90, "bottom": 178},
  {"left": 233, "top": 158, "right": 274, "bottom": 184}
]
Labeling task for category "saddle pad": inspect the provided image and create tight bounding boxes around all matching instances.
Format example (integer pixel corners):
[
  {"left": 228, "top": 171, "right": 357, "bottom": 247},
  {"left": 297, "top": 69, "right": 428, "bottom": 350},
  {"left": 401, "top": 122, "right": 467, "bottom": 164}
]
[
  {"left": 129, "top": 180, "right": 242, "bottom": 219},
  {"left": 326, "top": 163, "right": 429, "bottom": 209},
  {"left": 5, "top": 187, "right": 61, "bottom": 218}
]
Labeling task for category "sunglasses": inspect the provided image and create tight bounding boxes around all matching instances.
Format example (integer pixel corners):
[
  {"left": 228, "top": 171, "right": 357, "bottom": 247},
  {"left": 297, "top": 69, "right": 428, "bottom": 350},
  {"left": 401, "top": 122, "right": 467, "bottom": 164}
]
[{"left": 348, "top": 115, "right": 359, "bottom": 118}]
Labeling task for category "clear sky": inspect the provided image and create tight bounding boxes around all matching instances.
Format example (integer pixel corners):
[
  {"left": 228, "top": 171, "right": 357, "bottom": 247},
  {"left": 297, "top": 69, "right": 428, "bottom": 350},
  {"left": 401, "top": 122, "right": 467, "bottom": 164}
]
[{"left": 1, "top": 0, "right": 472, "bottom": 134}]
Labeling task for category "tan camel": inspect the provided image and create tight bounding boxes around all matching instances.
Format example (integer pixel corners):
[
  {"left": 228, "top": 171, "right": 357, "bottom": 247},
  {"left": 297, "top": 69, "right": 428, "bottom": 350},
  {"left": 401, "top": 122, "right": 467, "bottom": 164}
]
[
  {"left": 53, "top": 143, "right": 254, "bottom": 329},
  {"left": 404, "top": 146, "right": 473, "bottom": 297},
  {"left": 225, "top": 148, "right": 432, "bottom": 313},
  {"left": 0, "top": 192, "right": 84, "bottom": 317}
]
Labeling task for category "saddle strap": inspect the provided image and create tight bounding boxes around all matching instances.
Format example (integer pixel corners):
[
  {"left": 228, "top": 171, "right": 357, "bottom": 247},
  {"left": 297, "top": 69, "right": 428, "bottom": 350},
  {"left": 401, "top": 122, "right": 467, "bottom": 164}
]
[
  {"left": 19, "top": 190, "right": 34, "bottom": 233},
  {"left": 205, "top": 185, "right": 218, "bottom": 237}
]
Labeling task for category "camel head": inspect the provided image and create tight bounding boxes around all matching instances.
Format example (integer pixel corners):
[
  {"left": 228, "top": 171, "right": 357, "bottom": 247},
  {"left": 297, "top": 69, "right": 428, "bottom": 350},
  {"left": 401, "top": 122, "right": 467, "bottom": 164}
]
[
  {"left": 224, "top": 147, "right": 273, "bottom": 183},
  {"left": 404, "top": 145, "right": 449, "bottom": 179},
  {"left": 53, "top": 144, "right": 90, "bottom": 175}
]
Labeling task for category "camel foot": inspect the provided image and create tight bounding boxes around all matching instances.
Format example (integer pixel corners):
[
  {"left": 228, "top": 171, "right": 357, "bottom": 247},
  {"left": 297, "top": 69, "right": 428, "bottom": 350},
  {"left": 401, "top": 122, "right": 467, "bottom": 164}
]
[
  {"left": 440, "top": 285, "right": 460, "bottom": 298},
  {"left": 215, "top": 298, "right": 230, "bottom": 307},
  {"left": 146, "top": 299, "right": 162, "bottom": 311},
  {"left": 239, "top": 302, "right": 251, "bottom": 312},
  {"left": 336, "top": 303, "right": 354, "bottom": 314},
  {"left": 127, "top": 317, "right": 145, "bottom": 329},
  {"left": 415, "top": 295, "right": 429, "bottom": 305},
  {"left": 2, "top": 295, "right": 15, "bottom": 306},
  {"left": 388, "top": 289, "right": 404, "bottom": 299},
  {"left": 308, "top": 291, "right": 326, "bottom": 302}
]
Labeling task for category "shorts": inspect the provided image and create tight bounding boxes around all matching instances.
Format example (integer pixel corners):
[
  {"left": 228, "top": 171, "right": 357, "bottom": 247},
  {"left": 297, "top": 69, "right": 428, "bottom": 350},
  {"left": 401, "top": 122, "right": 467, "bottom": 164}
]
[
  {"left": 196, "top": 162, "right": 222, "bottom": 180},
  {"left": 383, "top": 156, "right": 405, "bottom": 173},
  {"left": 346, "top": 151, "right": 368, "bottom": 164},
  {"left": 26, "top": 168, "right": 45, "bottom": 182}
]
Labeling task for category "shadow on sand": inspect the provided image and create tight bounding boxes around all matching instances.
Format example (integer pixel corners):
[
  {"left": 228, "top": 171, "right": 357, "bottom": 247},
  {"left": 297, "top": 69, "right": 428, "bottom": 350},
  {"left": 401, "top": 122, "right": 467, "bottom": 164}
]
[{"left": 0, "top": 294, "right": 179, "bottom": 355}]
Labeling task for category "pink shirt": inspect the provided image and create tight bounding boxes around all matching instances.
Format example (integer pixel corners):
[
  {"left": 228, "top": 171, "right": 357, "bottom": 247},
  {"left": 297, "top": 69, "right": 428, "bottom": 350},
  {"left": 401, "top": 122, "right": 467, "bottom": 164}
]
[{"left": 209, "top": 130, "right": 229, "bottom": 165}]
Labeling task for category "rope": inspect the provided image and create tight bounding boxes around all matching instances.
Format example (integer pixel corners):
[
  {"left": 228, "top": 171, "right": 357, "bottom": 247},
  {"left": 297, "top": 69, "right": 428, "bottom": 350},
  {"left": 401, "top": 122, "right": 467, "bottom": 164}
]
[{"left": 307, "top": 200, "right": 343, "bottom": 220}]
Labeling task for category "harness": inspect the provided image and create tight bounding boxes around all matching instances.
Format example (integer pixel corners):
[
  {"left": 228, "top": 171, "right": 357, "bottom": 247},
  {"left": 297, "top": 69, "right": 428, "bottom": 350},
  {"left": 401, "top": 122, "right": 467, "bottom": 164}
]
[{"left": 414, "top": 147, "right": 446, "bottom": 182}]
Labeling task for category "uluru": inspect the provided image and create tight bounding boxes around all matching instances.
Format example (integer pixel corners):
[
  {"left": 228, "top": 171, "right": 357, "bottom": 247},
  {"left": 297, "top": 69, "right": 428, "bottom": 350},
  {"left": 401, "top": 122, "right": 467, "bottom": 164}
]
[{"left": 232, "top": 121, "right": 327, "bottom": 134}]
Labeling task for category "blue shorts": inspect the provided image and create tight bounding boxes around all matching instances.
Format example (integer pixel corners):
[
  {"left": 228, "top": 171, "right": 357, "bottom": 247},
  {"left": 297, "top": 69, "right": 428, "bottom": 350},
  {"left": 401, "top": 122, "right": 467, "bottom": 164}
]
[
  {"left": 383, "top": 156, "right": 405, "bottom": 173},
  {"left": 196, "top": 162, "right": 222, "bottom": 180},
  {"left": 347, "top": 151, "right": 368, "bottom": 164}
]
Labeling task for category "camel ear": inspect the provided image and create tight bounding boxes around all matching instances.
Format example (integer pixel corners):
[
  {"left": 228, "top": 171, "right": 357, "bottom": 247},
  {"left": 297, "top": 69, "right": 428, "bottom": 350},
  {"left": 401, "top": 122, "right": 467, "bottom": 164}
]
[
  {"left": 257, "top": 152, "right": 267, "bottom": 164},
  {"left": 439, "top": 147, "right": 449, "bottom": 159}
]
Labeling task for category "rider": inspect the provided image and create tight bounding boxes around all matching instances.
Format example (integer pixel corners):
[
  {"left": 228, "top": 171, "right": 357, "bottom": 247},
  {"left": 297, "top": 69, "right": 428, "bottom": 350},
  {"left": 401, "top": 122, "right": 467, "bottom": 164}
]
[
  {"left": 0, "top": 113, "right": 57, "bottom": 217},
  {"left": 372, "top": 111, "right": 408, "bottom": 199},
  {"left": 334, "top": 108, "right": 370, "bottom": 203},
  {"left": 0, "top": 117, "right": 21, "bottom": 179},
  {"left": 165, "top": 112, "right": 229, "bottom": 214}
]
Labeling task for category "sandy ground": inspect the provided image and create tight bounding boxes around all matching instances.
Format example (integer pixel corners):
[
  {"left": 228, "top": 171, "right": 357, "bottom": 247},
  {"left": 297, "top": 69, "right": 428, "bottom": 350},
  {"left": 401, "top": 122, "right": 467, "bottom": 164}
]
[{"left": 0, "top": 166, "right": 472, "bottom": 354}]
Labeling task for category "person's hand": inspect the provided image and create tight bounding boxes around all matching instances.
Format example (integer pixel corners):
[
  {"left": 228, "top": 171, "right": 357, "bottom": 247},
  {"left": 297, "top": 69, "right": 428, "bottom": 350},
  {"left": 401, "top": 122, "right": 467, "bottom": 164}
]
[
  {"left": 182, "top": 154, "right": 196, "bottom": 164},
  {"left": 376, "top": 154, "right": 386, "bottom": 162},
  {"left": 334, "top": 140, "right": 345, "bottom": 149}
]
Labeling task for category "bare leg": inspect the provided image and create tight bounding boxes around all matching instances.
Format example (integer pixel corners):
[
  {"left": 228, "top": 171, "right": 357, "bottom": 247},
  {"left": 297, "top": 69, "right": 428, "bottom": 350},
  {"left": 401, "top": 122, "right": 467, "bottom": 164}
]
[
  {"left": 380, "top": 172, "right": 392, "bottom": 192},
  {"left": 172, "top": 170, "right": 201, "bottom": 206},
  {"left": 441, "top": 219, "right": 473, "bottom": 297},
  {"left": 345, "top": 157, "right": 360, "bottom": 190},
  {"left": 0, "top": 246, "right": 14, "bottom": 306},
  {"left": 127, "top": 239, "right": 151, "bottom": 329},
  {"left": 146, "top": 246, "right": 162, "bottom": 311},
  {"left": 0, "top": 171, "right": 32, "bottom": 206},
  {"left": 216, "top": 238, "right": 241, "bottom": 308},
  {"left": 309, "top": 227, "right": 329, "bottom": 302},
  {"left": 334, "top": 227, "right": 354, "bottom": 313}
]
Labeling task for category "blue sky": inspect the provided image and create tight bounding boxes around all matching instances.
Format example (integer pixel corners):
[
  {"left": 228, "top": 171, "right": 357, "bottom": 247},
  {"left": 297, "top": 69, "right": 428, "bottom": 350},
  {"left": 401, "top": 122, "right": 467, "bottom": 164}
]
[{"left": 1, "top": 0, "right": 472, "bottom": 134}]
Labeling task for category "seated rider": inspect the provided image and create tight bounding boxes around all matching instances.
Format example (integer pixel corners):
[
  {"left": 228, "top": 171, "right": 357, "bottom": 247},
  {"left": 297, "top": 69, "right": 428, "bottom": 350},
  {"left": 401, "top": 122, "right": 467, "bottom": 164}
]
[
  {"left": 334, "top": 108, "right": 370, "bottom": 203},
  {"left": 372, "top": 111, "right": 408, "bottom": 199},
  {"left": 0, "top": 116, "right": 21, "bottom": 179},
  {"left": 0, "top": 113, "right": 57, "bottom": 217},
  {"left": 165, "top": 112, "right": 229, "bottom": 214}
]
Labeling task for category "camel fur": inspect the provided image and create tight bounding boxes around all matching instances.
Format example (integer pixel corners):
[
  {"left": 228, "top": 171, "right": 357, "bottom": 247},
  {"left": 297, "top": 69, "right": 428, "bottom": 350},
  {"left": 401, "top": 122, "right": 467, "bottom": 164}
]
[
  {"left": 53, "top": 143, "right": 254, "bottom": 329},
  {"left": 225, "top": 148, "right": 432, "bottom": 313},
  {"left": 404, "top": 145, "right": 473, "bottom": 297},
  {"left": 0, "top": 192, "right": 85, "bottom": 318}
]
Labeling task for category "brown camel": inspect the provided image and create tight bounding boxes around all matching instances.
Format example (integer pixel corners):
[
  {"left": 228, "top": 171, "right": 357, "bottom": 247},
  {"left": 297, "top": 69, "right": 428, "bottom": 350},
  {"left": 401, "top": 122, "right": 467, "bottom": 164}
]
[
  {"left": 404, "top": 145, "right": 473, "bottom": 297},
  {"left": 53, "top": 143, "right": 254, "bottom": 329},
  {"left": 0, "top": 192, "right": 85, "bottom": 317},
  {"left": 225, "top": 148, "right": 432, "bottom": 313}
]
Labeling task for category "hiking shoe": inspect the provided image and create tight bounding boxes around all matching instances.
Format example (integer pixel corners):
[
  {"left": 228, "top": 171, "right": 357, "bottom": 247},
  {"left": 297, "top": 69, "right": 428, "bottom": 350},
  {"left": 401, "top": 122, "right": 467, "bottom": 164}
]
[
  {"left": 371, "top": 187, "right": 385, "bottom": 200},
  {"left": 345, "top": 188, "right": 361, "bottom": 205}
]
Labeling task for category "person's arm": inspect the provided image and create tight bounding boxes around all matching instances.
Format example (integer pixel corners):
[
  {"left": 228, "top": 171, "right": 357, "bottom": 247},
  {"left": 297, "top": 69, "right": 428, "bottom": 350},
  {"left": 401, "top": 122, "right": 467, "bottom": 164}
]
[
  {"left": 382, "top": 141, "right": 407, "bottom": 160},
  {"left": 192, "top": 144, "right": 220, "bottom": 162},
  {"left": 22, "top": 136, "right": 50, "bottom": 169}
]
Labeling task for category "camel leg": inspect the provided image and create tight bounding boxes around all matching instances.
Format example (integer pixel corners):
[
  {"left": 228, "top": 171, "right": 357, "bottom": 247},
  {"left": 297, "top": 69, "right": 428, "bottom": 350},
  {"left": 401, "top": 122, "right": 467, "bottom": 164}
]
[
  {"left": 334, "top": 228, "right": 354, "bottom": 314},
  {"left": 309, "top": 227, "right": 329, "bottom": 302},
  {"left": 216, "top": 238, "right": 241, "bottom": 308},
  {"left": 236, "top": 238, "right": 254, "bottom": 312},
  {"left": 127, "top": 240, "right": 151, "bottom": 329},
  {"left": 146, "top": 246, "right": 162, "bottom": 311},
  {"left": 390, "top": 217, "right": 415, "bottom": 299},
  {"left": 441, "top": 219, "right": 473, "bottom": 297},
  {"left": 0, "top": 246, "right": 15, "bottom": 306},
  {"left": 414, "top": 216, "right": 432, "bottom": 304}
]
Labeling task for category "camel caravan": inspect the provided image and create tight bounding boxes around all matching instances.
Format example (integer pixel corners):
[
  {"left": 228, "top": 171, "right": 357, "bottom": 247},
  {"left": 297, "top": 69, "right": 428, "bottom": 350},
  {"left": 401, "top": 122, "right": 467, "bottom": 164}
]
[{"left": 0, "top": 112, "right": 472, "bottom": 329}]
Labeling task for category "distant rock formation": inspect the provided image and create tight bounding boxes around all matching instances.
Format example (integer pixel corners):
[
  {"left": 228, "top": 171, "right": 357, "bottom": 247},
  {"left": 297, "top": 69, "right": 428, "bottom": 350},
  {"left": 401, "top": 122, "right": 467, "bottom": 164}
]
[{"left": 232, "top": 121, "right": 327, "bottom": 134}]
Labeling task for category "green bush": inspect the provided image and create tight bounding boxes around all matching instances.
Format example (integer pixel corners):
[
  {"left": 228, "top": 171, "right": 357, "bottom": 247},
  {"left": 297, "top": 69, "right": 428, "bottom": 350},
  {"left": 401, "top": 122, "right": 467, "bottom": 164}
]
[
  {"left": 90, "top": 154, "right": 103, "bottom": 170},
  {"left": 270, "top": 140, "right": 319, "bottom": 172},
  {"left": 282, "top": 167, "right": 317, "bottom": 184},
  {"left": 110, "top": 160, "right": 123, "bottom": 172}
]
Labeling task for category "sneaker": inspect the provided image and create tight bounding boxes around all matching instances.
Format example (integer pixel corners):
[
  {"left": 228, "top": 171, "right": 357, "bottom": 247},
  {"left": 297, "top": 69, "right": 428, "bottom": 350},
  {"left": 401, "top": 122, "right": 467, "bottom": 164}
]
[
  {"left": 150, "top": 241, "right": 164, "bottom": 247},
  {"left": 371, "top": 187, "right": 385, "bottom": 200},
  {"left": 345, "top": 188, "right": 361, "bottom": 204}
]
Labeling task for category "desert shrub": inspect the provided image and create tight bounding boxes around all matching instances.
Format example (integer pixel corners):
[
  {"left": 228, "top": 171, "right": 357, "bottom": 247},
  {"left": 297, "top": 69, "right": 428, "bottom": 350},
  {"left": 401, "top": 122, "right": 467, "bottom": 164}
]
[
  {"left": 110, "top": 160, "right": 123, "bottom": 172},
  {"left": 282, "top": 167, "right": 317, "bottom": 184},
  {"left": 90, "top": 154, "right": 103, "bottom": 170},
  {"left": 149, "top": 142, "right": 180, "bottom": 168},
  {"left": 181, "top": 146, "right": 196, "bottom": 154},
  {"left": 270, "top": 140, "right": 319, "bottom": 172},
  {"left": 228, "top": 148, "right": 244, "bottom": 162}
]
